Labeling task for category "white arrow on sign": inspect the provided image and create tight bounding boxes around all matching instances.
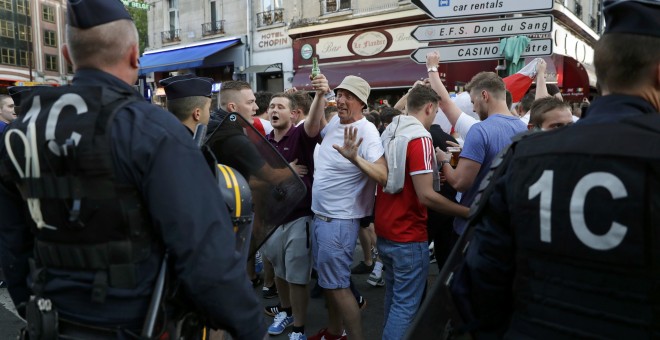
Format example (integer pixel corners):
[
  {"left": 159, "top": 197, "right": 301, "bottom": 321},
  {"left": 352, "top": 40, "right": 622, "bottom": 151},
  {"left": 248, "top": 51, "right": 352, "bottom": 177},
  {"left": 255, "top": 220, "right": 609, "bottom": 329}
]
[
  {"left": 410, "top": 39, "right": 553, "bottom": 64},
  {"left": 411, "top": 15, "right": 553, "bottom": 42},
  {"left": 411, "top": 0, "right": 554, "bottom": 20}
]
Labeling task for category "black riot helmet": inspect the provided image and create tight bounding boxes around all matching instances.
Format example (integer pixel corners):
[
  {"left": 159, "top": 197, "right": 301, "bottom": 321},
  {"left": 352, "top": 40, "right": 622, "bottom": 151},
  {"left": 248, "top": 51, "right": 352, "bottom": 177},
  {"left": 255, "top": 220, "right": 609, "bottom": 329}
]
[{"left": 216, "top": 163, "right": 253, "bottom": 258}]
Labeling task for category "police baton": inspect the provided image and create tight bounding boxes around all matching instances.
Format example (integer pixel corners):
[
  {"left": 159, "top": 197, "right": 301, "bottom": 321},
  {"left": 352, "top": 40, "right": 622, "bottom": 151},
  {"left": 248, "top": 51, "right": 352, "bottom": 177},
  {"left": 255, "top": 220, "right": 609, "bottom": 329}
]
[{"left": 141, "top": 253, "right": 168, "bottom": 339}]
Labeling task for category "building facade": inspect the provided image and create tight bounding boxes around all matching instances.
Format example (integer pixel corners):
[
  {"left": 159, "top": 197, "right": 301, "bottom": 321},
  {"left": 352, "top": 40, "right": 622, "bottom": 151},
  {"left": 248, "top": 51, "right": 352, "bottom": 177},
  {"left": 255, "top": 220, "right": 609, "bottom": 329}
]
[
  {"left": 142, "top": 0, "right": 302, "bottom": 94},
  {"left": 0, "top": 0, "right": 71, "bottom": 91},
  {"left": 287, "top": 0, "right": 602, "bottom": 106},
  {"left": 141, "top": 0, "right": 602, "bottom": 104}
]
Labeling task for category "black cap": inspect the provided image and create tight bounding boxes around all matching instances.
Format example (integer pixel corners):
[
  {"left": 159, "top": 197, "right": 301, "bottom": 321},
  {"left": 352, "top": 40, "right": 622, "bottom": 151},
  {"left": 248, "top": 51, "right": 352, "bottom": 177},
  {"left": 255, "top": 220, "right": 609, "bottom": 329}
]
[
  {"left": 603, "top": 0, "right": 660, "bottom": 37},
  {"left": 159, "top": 74, "right": 214, "bottom": 100},
  {"left": 7, "top": 86, "right": 33, "bottom": 107},
  {"left": 67, "top": 0, "right": 133, "bottom": 29}
]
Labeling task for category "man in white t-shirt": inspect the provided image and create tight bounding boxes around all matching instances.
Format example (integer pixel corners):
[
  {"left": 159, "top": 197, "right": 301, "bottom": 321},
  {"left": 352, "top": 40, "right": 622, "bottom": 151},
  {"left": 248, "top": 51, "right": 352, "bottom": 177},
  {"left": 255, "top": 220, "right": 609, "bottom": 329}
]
[{"left": 310, "top": 76, "right": 387, "bottom": 340}]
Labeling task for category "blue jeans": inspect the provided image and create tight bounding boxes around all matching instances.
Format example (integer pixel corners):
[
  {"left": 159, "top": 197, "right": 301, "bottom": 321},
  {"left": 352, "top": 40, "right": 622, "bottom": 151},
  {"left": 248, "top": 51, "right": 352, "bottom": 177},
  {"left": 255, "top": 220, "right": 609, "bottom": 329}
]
[{"left": 378, "top": 237, "right": 430, "bottom": 340}]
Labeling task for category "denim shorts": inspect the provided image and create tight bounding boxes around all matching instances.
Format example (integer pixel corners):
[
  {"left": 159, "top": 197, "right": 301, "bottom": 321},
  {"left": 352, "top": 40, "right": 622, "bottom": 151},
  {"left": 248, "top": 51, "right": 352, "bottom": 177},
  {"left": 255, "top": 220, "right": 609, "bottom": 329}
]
[{"left": 311, "top": 215, "right": 359, "bottom": 289}]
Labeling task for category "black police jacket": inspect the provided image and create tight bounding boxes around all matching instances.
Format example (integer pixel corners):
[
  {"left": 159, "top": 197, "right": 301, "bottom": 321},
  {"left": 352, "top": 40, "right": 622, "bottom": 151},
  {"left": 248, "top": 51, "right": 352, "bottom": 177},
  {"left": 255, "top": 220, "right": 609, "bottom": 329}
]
[
  {"left": 463, "top": 94, "right": 660, "bottom": 338},
  {"left": 0, "top": 69, "right": 266, "bottom": 339}
]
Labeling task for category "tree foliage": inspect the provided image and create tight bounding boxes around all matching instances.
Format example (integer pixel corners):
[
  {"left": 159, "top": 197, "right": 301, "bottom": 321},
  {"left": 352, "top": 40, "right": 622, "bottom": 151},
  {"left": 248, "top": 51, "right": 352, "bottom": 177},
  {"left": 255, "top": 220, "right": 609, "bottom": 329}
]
[{"left": 126, "top": 5, "right": 149, "bottom": 55}]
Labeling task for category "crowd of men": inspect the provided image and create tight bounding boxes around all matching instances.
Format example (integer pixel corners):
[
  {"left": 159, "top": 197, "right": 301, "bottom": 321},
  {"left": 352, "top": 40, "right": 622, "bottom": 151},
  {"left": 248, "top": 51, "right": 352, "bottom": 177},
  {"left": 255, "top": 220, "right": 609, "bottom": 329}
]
[{"left": 0, "top": 0, "right": 659, "bottom": 339}]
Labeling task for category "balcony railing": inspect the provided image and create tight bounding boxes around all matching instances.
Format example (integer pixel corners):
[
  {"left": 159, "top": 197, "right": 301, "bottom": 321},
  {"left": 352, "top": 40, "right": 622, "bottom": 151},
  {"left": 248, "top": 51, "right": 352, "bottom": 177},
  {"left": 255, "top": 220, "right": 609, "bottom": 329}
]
[
  {"left": 574, "top": 2, "right": 582, "bottom": 19},
  {"left": 589, "top": 15, "right": 597, "bottom": 30},
  {"left": 257, "top": 8, "right": 284, "bottom": 27},
  {"left": 323, "top": 0, "right": 351, "bottom": 14},
  {"left": 161, "top": 29, "right": 181, "bottom": 44},
  {"left": 202, "top": 20, "right": 225, "bottom": 36}
]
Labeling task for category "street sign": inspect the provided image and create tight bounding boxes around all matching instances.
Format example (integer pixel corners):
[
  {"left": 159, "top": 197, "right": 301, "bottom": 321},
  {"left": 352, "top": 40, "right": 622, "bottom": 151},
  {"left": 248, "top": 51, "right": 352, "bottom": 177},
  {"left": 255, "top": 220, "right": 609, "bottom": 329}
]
[
  {"left": 411, "top": 15, "right": 553, "bottom": 42},
  {"left": 411, "top": 0, "right": 554, "bottom": 20},
  {"left": 410, "top": 39, "right": 553, "bottom": 64}
]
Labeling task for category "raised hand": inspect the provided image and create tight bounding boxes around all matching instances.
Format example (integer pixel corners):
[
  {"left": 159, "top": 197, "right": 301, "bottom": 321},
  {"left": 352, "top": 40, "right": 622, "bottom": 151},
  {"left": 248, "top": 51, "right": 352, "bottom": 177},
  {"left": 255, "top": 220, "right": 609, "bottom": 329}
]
[
  {"left": 426, "top": 51, "right": 440, "bottom": 69},
  {"left": 311, "top": 74, "right": 330, "bottom": 96},
  {"left": 333, "top": 126, "right": 363, "bottom": 162}
]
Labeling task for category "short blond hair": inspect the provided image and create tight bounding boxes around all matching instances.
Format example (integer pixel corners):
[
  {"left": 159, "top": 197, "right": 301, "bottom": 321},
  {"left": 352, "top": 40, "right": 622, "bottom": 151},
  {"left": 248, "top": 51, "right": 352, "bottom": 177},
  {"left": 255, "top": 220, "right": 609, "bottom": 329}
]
[{"left": 465, "top": 72, "right": 506, "bottom": 100}]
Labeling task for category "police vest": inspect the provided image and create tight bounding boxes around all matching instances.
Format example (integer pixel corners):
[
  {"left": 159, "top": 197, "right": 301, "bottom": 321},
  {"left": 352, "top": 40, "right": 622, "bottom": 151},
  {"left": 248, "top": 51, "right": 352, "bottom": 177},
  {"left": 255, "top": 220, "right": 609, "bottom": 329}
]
[
  {"left": 506, "top": 115, "right": 660, "bottom": 338},
  {"left": 2, "top": 85, "right": 152, "bottom": 300}
]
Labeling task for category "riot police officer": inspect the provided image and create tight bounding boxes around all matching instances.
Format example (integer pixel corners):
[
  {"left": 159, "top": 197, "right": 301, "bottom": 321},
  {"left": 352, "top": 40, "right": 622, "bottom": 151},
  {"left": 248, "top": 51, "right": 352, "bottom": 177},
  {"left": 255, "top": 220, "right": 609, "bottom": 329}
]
[
  {"left": 460, "top": 0, "right": 660, "bottom": 338},
  {"left": 0, "top": 1, "right": 266, "bottom": 339}
]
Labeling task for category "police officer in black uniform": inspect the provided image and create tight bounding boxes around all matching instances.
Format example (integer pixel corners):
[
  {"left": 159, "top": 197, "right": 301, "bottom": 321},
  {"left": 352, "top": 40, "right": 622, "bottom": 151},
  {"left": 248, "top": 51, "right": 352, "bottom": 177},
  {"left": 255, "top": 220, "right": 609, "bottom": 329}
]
[
  {"left": 7, "top": 86, "right": 34, "bottom": 118},
  {"left": 0, "top": 1, "right": 266, "bottom": 339},
  {"left": 460, "top": 1, "right": 660, "bottom": 338},
  {"left": 159, "top": 74, "right": 214, "bottom": 135}
]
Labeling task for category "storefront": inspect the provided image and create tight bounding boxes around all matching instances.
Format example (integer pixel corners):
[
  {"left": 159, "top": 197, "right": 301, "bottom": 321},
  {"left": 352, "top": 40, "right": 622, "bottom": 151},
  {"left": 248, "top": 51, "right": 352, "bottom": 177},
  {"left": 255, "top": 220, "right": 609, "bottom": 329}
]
[
  {"left": 248, "top": 26, "right": 293, "bottom": 93},
  {"left": 290, "top": 19, "right": 500, "bottom": 109},
  {"left": 138, "top": 36, "right": 248, "bottom": 105},
  {"left": 548, "top": 23, "right": 596, "bottom": 102},
  {"left": 289, "top": 11, "right": 597, "bottom": 108}
]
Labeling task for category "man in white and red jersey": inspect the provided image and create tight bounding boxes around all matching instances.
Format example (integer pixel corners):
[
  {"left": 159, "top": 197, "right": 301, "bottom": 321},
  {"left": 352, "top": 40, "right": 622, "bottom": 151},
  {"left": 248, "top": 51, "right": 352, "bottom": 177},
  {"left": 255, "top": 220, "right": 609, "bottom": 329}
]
[{"left": 374, "top": 85, "right": 469, "bottom": 340}]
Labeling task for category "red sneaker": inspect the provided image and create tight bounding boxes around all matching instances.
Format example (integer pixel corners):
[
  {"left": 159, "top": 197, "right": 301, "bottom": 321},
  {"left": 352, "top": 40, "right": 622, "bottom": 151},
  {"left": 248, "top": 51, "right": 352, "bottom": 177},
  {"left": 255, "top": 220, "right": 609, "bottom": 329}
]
[{"left": 307, "top": 328, "right": 347, "bottom": 340}]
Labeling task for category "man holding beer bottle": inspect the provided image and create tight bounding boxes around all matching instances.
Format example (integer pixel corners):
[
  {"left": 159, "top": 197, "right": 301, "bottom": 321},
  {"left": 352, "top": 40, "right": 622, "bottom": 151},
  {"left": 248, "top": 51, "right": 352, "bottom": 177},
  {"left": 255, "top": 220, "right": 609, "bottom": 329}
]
[
  {"left": 310, "top": 73, "right": 387, "bottom": 340},
  {"left": 261, "top": 72, "right": 329, "bottom": 339}
]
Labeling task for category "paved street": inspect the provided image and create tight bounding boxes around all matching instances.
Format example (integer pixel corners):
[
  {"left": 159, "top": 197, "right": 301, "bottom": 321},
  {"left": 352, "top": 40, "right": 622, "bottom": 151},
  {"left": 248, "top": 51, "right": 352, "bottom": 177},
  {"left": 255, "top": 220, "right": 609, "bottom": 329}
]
[{"left": 0, "top": 242, "right": 440, "bottom": 339}]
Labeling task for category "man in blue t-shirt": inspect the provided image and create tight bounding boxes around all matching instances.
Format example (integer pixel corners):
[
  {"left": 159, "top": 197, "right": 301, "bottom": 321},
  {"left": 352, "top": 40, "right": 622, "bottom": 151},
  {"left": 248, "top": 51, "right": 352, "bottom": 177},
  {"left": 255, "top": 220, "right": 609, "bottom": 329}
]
[
  {"left": 0, "top": 95, "right": 15, "bottom": 134},
  {"left": 436, "top": 71, "right": 527, "bottom": 235}
]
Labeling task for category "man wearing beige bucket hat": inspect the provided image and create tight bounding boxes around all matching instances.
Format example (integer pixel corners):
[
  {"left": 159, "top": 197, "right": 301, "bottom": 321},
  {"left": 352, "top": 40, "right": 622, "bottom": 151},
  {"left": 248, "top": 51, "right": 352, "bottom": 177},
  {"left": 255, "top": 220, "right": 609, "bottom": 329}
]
[{"left": 309, "top": 75, "right": 387, "bottom": 340}]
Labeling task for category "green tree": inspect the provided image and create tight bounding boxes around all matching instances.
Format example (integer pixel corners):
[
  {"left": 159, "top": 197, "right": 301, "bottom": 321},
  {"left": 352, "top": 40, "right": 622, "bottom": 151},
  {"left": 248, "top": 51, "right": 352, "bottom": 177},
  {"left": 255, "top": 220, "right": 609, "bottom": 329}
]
[{"left": 126, "top": 4, "right": 149, "bottom": 55}]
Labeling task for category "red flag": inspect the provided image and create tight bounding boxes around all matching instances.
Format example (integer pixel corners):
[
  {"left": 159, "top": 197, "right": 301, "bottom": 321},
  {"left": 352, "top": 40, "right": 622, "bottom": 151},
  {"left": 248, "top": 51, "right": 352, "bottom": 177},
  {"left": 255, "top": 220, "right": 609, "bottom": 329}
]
[{"left": 503, "top": 58, "right": 541, "bottom": 103}]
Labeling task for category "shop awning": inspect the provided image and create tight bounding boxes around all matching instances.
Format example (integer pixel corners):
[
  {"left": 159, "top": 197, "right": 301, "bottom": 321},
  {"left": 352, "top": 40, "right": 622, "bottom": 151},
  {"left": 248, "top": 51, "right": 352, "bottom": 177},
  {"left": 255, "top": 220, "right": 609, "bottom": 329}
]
[
  {"left": 139, "top": 39, "right": 240, "bottom": 75},
  {"left": 292, "top": 58, "right": 424, "bottom": 90},
  {"left": 244, "top": 63, "right": 282, "bottom": 73}
]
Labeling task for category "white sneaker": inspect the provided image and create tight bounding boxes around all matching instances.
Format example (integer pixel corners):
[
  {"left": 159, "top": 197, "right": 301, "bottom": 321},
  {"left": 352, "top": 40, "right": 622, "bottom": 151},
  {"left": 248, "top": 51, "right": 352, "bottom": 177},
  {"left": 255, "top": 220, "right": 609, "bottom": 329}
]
[
  {"left": 367, "top": 271, "right": 384, "bottom": 287},
  {"left": 289, "top": 331, "right": 307, "bottom": 340},
  {"left": 268, "top": 311, "right": 293, "bottom": 335}
]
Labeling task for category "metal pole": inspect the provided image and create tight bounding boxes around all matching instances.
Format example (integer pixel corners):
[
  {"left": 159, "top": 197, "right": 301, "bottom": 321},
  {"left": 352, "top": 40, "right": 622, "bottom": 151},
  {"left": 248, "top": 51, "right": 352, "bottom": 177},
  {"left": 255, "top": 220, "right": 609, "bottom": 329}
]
[{"left": 27, "top": 3, "right": 33, "bottom": 82}]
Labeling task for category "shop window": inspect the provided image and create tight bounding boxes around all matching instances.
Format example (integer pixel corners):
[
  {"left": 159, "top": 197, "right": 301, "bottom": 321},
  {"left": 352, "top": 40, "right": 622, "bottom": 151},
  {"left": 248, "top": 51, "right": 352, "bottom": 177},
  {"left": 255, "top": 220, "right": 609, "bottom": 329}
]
[
  {"left": 43, "top": 5, "right": 55, "bottom": 22},
  {"left": 1, "top": 48, "right": 16, "bottom": 65},
  {"left": 0, "top": 20, "right": 13, "bottom": 38},
  {"left": 44, "top": 30, "right": 56, "bottom": 46},
  {"left": 45, "top": 54, "right": 58, "bottom": 71}
]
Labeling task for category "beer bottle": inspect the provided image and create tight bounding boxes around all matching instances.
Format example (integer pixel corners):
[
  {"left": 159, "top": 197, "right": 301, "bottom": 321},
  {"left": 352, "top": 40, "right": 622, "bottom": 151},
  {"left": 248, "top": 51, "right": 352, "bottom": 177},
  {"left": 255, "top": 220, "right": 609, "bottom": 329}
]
[
  {"left": 310, "top": 57, "right": 320, "bottom": 80},
  {"left": 310, "top": 57, "right": 336, "bottom": 106}
]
